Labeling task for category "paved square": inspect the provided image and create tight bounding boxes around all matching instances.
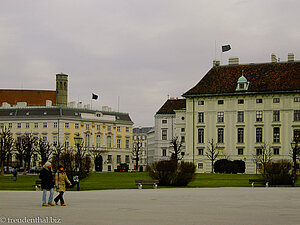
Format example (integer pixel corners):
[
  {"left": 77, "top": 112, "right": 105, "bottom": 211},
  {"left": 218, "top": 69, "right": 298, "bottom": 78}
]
[{"left": 0, "top": 188, "right": 299, "bottom": 225}]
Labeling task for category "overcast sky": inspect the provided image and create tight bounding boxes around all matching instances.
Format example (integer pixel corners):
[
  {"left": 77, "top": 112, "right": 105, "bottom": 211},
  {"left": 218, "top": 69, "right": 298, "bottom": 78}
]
[{"left": 1, "top": 0, "right": 299, "bottom": 126}]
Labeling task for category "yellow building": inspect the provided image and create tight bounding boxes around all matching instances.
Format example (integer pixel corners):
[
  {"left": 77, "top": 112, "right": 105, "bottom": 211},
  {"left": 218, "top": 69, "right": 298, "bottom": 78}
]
[{"left": 0, "top": 105, "right": 133, "bottom": 172}]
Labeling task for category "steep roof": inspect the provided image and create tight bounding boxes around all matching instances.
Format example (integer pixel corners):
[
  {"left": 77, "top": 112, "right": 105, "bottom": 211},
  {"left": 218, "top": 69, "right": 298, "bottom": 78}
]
[
  {"left": 133, "top": 127, "right": 154, "bottom": 134},
  {"left": 156, "top": 99, "right": 186, "bottom": 115},
  {"left": 0, "top": 90, "right": 56, "bottom": 106},
  {"left": 183, "top": 61, "right": 300, "bottom": 97}
]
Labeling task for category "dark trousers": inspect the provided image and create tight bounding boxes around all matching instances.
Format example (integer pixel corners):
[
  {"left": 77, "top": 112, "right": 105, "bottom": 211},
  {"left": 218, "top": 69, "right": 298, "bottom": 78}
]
[{"left": 54, "top": 191, "right": 65, "bottom": 204}]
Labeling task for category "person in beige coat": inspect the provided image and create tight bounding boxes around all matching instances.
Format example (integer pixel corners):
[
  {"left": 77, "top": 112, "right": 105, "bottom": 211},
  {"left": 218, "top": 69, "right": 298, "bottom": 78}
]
[{"left": 54, "top": 166, "right": 72, "bottom": 206}]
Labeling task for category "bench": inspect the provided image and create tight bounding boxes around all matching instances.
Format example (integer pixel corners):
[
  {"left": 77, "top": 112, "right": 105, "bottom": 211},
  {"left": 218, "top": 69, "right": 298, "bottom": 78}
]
[
  {"left": 135, "top": 180, "right": 159, "bottom": 189},
  {"left": 33, "top": 180, "right": 42, "bottom": 191},
  {"left": 249, "top": 179, "right": 269, "bottom": 187}
]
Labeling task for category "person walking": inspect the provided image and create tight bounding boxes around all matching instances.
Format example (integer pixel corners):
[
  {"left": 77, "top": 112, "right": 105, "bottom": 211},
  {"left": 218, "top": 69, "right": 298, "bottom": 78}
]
[
  {"left": 13, "top": 168, "right": 17, "bottom": 181},
  {"left": 39, "top": 162, "right": 55, "bottom": 206},
  {"left": 54, "top": 166, "right": 72, "bottom": 206}
]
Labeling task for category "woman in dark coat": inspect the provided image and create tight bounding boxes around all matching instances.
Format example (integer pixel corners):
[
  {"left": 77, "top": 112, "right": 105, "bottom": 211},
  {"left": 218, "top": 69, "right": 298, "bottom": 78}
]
[{"left": 39, "top": 162, "right": 55, "bottom": 206}]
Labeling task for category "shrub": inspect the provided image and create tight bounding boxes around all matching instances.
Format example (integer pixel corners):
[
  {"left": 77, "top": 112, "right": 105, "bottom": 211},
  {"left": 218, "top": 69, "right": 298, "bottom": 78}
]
[
  {"left": 263, "top": 161, "right": 294, "bottom": 185},
  {"left": 214, "top": 159, "right": 245, "bottom": 174},
  {"left": 149, "top": 160, "right": 196, "bottom": 186}
]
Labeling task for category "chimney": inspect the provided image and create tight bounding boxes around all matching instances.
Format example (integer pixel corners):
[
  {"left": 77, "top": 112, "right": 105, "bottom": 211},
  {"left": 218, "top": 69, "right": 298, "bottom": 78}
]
[
  {"left": 288, "top": 53, "right": 294, "bottom": 62},
  {"left": 228, "top": 57, "right": 239, "bottom": 65},
  {"left": 271, "top": 53, "right": 277, "bottom": 63},
  {"left": 213, "top": 60, "right": 220, "bottom": 67}
]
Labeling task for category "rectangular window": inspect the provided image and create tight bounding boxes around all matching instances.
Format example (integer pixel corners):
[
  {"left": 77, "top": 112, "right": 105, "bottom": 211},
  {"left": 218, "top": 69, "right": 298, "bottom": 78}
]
[
  {"left": 26, "top": 123, "right": 30, "bottom": 129},
  {"left": 256, "top": 111, "right": 263, "bottom": 122},
  {"left": 238, "top": 148, "right": 244, "bottom": 155},
  {"left": 97, "top": 125, "right": 101, "bottom": 130},
  {"left": 218, "top": 100, "right": 224, "bottom": 105},
  {"left": 117, "top": 126, "right": 121, "bottom": 132},
  {"left": 294, "top": 97, "right": 300, "bottom": 102},
  {"left": 85, "top": 133, "right": 91, "bottom": 147},
  {"left": 256, "top": 128, "right": 263, "bottom": 143},
  {"left": 198, "top": 128, "right": 204, "bottom": 143},
  {"left": 256, "top": 99, "right": 263, "bottom": 103},
  {"left": 273, "top": 127, "right": 280, "bottom": 143},
  {"left": 294, "top": 110, "right": 300, "bottom": 121},
  {"left": 54, "top": 122, "right": 58, "bottom": 128},
  {"left": 162, "top": 129, "right": 167, "bottom": 140},
  {"left": 198, "top": 163, "right": 203, "bottom": 169},
  {"left": 75, "top": 123, "right": 79, "bottom": 129},
  {"left": 18, "top": 123, "right": 21, "bottom": 129},
  {"left": 107, "top": 126, "right": 111, "bottom": 131},
  {"left": 107, "top": 136, "right": 112, "bottom": 148},
  {"left": 0, "top": 123, "right": 4, "bottom": 129},
  {"left": 162, "top": 148, "right": 167, "bottom": 156},
  {"left": 43, "top": 122, "right": 47, "bottom": 128},
  {"left": 34, "top": 123, "right": 38, "bottom": 128},
  {"left": 108, "top": 165, "right": 111, "bottom": 172},
  {"left": 198, "top": 100, "right": 204, "bottom": 105},
  {"left": 126, "top": 139, "right": 130, "bottom": 149},
  {"left": 117, "top": 155, "right": 121, "bottom": 163},
  {"left": 181, "top": 128, "right": 185, "bottom": 132},
  {"left": 273, "top": 98, "right": 280, "bottom": 103},
  {"left": 8, "top": 123, "right": 12, "bottom": 129},
  {"left": 217, "top": 112, "right": 224, "bottom": 123},
  {"left": 117, "top": 139, "right": 121, "bottom": 148},
  {"left": 96, "top": 135, "right": 101, "bottom": 148},
  {"left": 238, "top": 99, "right": 244, "bottom": 104},
  {"left": 198, "top": 112, "right": 204, "bottom": 123},
  {"left": 273, "top": 148, "right": 279, "bottom": 155},
  {"left": 237, "top": 111, "right": 244, "bottom": 122},
  {"left": 198, "top": 149, "right": 203, "bottom": 155},
  {"left": 64, "top": 136, "right": 69, "bottom": 147},
  {"left": 107, "top": 155, "right": 112, "bottom": 163},
  {"left": 162, "top": 120, "right": 167, "bottom": 124},
  {"left": 125, "top": 155, "right": 130, "bottom": 163},
  {"left": 256, "top": 149, "right": 262, "bottom": 156},
  {"left": 181, "top": 136, "right": 185, "bottom": 143},
  {"left": 53, "top": 136, "right": 58, "bottom": 146},
  {"left": 294, "top": 129, "right": 300, "bottom": 141},
  {"left": 217, "top": 128, "right": 224, "bottom": 143},
  {"left": 126, "top": 127, "right": 130, "bottom": 132},
  {"left": 65, "top": 123, "right": 69, "bottom": 128},
  {"left": 273, "top": 110, "right": 280, "bottom": 122},
  {"left": 237, "top": 128, "right": 244, "bottom": 143},
  {"left": 86, "top": 124, "right": 90, "bottom": 130}
]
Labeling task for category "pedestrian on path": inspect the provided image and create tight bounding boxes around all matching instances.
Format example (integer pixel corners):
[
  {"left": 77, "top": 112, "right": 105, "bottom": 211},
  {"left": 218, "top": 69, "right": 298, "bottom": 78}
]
[
  {"left": 54, "top": 166, "right": 72, "bottom": 206},
  {"left": 13, "top": 168, "right": 17, "bottom": 181},
  {"left": 39, "top": 162, "right": 55, "bottom": 206}
]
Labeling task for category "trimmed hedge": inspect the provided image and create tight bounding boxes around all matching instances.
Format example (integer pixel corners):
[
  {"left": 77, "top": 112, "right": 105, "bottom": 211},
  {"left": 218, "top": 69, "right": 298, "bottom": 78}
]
[{"left": 214, "top": 159, "right": 245, "bottom": 174}]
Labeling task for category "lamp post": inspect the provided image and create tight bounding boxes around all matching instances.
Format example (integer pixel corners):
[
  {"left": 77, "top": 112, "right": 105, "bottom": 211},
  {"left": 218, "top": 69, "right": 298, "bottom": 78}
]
[
  {"left": 74, "top": 134, "right": 83, "bottom": 191},
  {"left": 291, "top": 139, "right": 299, "bottom": 187}
]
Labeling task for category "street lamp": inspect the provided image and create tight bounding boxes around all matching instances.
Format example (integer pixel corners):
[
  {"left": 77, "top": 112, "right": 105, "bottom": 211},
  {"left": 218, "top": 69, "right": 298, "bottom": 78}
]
[
  {"left": 291, "top": 139, "right": 299, "bottom": 187},
  {"left": 74, "top": 134, "right": 83, "bottom": 191}
]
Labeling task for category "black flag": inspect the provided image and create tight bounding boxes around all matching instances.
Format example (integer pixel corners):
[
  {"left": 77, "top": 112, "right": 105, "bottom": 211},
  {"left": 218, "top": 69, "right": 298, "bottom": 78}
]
[
  {"left": 92, "top": 93, "right": 98, "bottom": 100},
  {"left": 222, "top": 45, "right": 231, "bottom": 52}
]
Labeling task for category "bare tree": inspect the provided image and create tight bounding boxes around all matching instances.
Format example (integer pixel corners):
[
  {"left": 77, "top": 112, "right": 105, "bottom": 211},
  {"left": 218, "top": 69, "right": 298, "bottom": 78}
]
[
  {"left": 252, "top": 142, "right": 272, "bottom": 174},
  {"left": 0, "top": 128, "right": 14, "bottom": 176},
  {"left": 206, "top": 138, "right": 219, "bottom": 173},
  {"left": 21, "top": 134, "right": 37, "bottom": 173},
  {"left": 15, "top": 137, "right": 25, "bottom": 168},
  {"left": 36, "top": 137, "right": 52, "bottom": 166},
  {"left": 52, "top": 143, "right": 64, "bottom": 169},
  {"left": 132, "top": 137, "right": 143, "bottom": 171},
  {"left": 169, "top": 136, "right": 184, "bottom": 162}
]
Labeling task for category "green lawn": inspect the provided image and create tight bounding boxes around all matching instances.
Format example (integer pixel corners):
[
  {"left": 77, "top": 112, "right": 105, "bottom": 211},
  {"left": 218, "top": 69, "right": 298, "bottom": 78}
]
[{"left": 0, "top": 172, "right": 299, "bottom": 191}]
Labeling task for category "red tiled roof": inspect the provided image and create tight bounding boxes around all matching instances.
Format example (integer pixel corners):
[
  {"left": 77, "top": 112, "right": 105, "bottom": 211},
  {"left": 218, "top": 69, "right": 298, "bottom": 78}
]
[
  {"left": 156, "top": 99, "right": 186, "bottom": 115},
  {"left": 183, "top": 62, "right": 300, "bottom": 96},
  {"left": 0, "top": 90, "right": 56, "bottom": 106}
]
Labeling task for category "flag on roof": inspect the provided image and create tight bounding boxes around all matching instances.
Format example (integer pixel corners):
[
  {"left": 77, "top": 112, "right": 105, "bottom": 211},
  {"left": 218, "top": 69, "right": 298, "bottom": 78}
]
[
  {"left": 92, "top": 93, "right": 98, "bottom": 100},
  {"left": 222, "top": 45, "right": 231, "bottom": 52}
]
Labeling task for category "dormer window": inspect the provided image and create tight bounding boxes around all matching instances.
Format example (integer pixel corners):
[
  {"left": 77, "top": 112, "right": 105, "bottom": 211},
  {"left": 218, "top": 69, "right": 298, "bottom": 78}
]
[{"left": 236, "top": 70, "right": 249, "bottom": 91}]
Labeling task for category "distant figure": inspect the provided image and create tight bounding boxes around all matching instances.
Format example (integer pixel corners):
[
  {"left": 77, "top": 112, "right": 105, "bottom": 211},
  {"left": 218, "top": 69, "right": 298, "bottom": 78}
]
[
  {"left": 39, "top": 162, "right": 55, "bottom": 207},
  {"left": 54, "top": 166, "right": 72, "bottom": 206},
  {"left": 13, "top": 168, "right": 17, "bottom": 181}
]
